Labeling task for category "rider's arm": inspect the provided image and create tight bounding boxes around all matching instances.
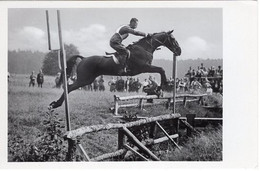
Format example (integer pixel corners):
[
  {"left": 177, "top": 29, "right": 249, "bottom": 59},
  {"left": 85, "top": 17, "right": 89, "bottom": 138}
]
[{"left": 121, "top": 26, "right": 146, "bottom": 37}]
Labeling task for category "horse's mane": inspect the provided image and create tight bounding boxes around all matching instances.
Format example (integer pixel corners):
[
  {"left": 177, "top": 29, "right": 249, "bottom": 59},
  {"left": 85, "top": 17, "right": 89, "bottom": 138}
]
[{"left": 130, "top": 31, "right": 167, "bottom": 47}]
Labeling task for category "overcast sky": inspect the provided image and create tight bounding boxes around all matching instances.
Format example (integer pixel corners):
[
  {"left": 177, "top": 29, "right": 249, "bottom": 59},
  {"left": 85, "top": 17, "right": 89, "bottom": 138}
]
[{"left": 8, "top": 8, "right": 222, "bottom": 60}]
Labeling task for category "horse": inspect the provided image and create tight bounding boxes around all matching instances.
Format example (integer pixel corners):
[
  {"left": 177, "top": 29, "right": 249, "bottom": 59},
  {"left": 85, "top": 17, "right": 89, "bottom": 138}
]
[{"left": 49, "top": 30, "right": 181, "bottom": 109}]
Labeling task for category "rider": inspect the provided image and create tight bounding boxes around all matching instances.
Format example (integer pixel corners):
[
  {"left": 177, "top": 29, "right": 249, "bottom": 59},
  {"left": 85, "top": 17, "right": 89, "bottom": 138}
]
[{"left": 110, "top": 18, "right": 149, "bottom": 75}]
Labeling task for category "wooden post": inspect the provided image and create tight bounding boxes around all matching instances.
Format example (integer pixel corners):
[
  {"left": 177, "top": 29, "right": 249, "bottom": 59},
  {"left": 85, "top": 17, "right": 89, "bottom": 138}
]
[
  {"left": 172, "top": 54, "right": 177, "bottom": 113},
  {"left": 166, "top": 98, "right": 171, "bottom": 109},
  {"left": 174, "top": 118, "right": 179, "bottom": 144},
  {"left": 57, "top": 10, "right": 71, "bottom": 131},
  {"left": 186, "top": 114, "right": 196, "bottom": 136},
  {"left": 124, "top": 144, "right": 149, "bottom": 161},
  {"left": 114, "top": 95, "right": 119, "bottom": 115},
  {"left": 149, "top": 122, "right": 156, "bottom": 139},
  {"left": 122, "top": 127, "right": 160, "bottom": 161},
  {"left": 45, "top": 10, "right": 51, "bottom": 51},
  {"left": 57, "top": 10, "right": 75, "bottom": 161},
  {"left": 183, "top": 96, "right": 187, "bottom": 107},
  {"left": 66, "top": 139, "right": 77, "bottom": 161},
  {"left": 138, "top": 98, "right": 143, "bottom": 110},
  {"left": 198, "top": 96, "right": 203, "bottom": 105},
  {"left": 118, "top": 129, "right": 125, "bottom": 150}
]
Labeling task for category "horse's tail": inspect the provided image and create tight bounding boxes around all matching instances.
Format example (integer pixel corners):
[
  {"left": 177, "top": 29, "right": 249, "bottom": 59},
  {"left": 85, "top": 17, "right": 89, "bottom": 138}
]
[{"left": 57, "top": 55, "right": 84, "bottom": 87}]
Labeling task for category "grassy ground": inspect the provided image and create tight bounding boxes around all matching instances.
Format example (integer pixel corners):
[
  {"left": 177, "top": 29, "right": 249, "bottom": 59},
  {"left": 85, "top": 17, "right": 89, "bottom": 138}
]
[{"left": 8, "top": 74, "right": 222, "bottom": 161}]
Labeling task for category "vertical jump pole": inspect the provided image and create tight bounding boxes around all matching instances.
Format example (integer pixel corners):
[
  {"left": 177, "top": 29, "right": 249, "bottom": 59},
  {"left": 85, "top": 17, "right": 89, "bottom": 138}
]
[
  {"left": 57, "top": 10, "right": 71, "bottom": 131},
  {"left": 45, "top": 11, "right": 51, "bottom": 51},
  {"left": 172, "top": 53, "right": 177, "bottom": 113}
]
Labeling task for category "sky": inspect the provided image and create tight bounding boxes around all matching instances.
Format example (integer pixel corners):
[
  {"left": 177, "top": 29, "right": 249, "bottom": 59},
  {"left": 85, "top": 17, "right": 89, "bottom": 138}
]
[{"left": 8, "top": 8, "right": 222, "bottom": 60}]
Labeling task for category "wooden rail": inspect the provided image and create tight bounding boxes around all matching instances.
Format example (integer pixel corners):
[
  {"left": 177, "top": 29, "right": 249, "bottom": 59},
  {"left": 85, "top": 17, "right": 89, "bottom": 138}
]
[
  {"left": 65, "top": 113, "right": 181, "bottom": 161},
  {"left": 111, "top": 94, "right": 207, "bottom": 115},
  {"left": 65, "top": 113, "right": 180, "bottom": 139}
]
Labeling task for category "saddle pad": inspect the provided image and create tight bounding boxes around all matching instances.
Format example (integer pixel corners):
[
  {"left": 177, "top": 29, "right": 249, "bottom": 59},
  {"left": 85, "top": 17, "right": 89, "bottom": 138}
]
[{"left": 104, "top": 55, "right": 119, "bottom": 64}]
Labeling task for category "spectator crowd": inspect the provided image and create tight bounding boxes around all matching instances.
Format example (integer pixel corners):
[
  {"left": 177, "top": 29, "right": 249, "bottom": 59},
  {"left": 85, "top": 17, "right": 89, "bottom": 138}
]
[{"left": 52, "top": 63, "right": 222, "bottom": 95}]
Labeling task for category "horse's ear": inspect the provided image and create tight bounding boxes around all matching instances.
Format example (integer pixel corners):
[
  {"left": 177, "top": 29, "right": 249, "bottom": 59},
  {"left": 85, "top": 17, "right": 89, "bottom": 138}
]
[{"left": 167, "top": 30, "right": 174, "bottom": 34}]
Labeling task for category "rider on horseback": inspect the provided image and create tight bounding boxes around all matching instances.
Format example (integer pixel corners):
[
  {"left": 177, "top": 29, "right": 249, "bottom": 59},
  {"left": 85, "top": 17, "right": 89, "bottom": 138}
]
[{"left": 110, "top": 18, "right": 148, "bottom": 75}]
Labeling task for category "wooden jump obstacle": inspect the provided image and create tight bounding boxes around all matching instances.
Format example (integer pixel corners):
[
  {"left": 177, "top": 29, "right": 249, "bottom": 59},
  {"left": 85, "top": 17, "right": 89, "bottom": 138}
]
[
  {"left": 64, "top": 113, "right": 181, "bottom": 161},
  {"left": 110, "top": 94, "right": 207, "bottom": 115}
]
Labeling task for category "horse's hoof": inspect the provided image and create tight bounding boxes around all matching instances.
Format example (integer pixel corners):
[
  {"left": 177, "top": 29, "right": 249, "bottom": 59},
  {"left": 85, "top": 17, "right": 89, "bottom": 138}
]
[
  {"left": 48, "top": 105, "right": 53, "bottom": 110},
  {"left": 49, "top": 101, "right": 57, "bottom": 109},
  {"left": 155, "top": 87, "right": 163, "bottom": 98}
]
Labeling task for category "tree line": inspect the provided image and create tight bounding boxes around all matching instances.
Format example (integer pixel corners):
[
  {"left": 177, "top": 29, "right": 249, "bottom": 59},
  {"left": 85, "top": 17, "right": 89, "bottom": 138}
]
[{"left": 8, "top": 43, "right": 222, "bottom": 77}]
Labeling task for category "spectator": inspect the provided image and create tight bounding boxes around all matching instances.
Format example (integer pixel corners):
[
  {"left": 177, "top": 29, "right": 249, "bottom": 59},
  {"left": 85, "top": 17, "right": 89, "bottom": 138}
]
[
  {"left": 208, "top": 66, "right": 216, "bottom": 77},
  {"left": 142, "top": 78, "right": 149, "bottom": 92},
  {"left": 83, "top": 84, "right": 93, "bottom": 91},
  {"left": 124, "top": 77, "right": 130, "bottom": 92},
  {"left": 128, "top": 77, "right": 134, "bottom": 92},
  {"left": 29, "top": 71, "right": 36, "bottom": 87},
  {"left": 98, "top": 75, "right": 105, "bottom": 91},
  {"left": 37, "top": 69, "right": 44, "bottom": 88},
  {"left": 190, "top": 78, "right": 202, "bottom": 92},
  {"left": 178, "top": 78, "right": 185, "bottom": 93},
  {"left": 184, "top": 77, "right": 190, "bottom": 92},
  {"left": 116, "top": 76, "right": 125, "bottom": 92},
  {"left": 144, "top": 76, "right": 159, "bottom": 103},
  {"left": 55, "top": 72, "right": 61, "bottom": 88},
  {"left": 108, "top": 76, "right": 117, "bottom": 92},
  {"left": 204, "top": 78, "right": 213, "bottom": 95},
  {"left": 132, "top": 77, "right": 142, "bottom": 93},
  {"left": 93, "top": 78, "right": 99, "bottom": 91},
  {"left": 216, "top": 66, "right": 223, "bottom": 77}
]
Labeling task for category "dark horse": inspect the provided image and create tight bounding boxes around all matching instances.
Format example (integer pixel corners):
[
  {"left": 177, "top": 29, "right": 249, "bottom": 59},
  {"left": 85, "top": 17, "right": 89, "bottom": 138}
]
[{"left": 49, "top": 30, "right": 181, "bottom": 109}]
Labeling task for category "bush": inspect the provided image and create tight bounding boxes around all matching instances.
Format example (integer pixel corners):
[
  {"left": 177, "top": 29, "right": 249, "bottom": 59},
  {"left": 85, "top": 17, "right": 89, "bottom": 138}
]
[
  {"left": 8, "top": 110, "right": 67, "bottom": 161},
  {"left": 161, "top": 126, "right": 222, "bottom": 161}
]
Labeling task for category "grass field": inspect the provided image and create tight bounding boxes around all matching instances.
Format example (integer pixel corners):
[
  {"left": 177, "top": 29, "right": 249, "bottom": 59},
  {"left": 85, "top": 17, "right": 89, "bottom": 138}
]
[{"left": 8, "top": 74, "right": 222, "bottom": 161}]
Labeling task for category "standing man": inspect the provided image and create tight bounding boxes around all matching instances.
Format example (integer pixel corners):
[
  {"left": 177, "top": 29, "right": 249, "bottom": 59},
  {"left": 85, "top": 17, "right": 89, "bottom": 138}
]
[
  {"left": 29, "top": 71, "right": 36, "bottom": 87},
  {"left": 37, "top": 69, "right": 44, "bottom": 88},
  {"left": 110, "top": 18, "right": 149, "bottom": 75}
]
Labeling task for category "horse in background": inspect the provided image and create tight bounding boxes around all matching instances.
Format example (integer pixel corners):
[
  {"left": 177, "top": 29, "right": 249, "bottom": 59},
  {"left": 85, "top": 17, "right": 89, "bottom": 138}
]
[{"left": 49, "top": 30, "right": 181, "bottom": 109}]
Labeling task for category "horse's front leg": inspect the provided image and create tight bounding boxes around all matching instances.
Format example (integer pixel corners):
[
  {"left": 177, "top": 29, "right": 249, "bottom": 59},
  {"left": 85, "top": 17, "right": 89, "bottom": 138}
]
[{"left": 143, "top": 65, "right": 167, "bottom": 88}]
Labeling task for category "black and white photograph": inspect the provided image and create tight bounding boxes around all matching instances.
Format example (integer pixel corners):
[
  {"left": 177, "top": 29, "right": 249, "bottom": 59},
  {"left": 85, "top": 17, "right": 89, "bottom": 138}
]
[{"left": 0, "top": 1, "right": 258, "bottom": 170}]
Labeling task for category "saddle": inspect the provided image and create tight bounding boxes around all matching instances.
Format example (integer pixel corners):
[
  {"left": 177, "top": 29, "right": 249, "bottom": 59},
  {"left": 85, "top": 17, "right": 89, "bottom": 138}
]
[
  {"left": 105, "top": 51, "right": 130, "bottom": 65},
  {"left": 104, "top": 52, "right": 120, "bottom": 64}
]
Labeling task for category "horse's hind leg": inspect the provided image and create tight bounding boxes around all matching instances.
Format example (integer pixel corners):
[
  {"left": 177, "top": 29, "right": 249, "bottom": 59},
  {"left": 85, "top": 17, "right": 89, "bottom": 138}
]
[{"left": 49, "top": 78, "right": 95, "bottom": 109}]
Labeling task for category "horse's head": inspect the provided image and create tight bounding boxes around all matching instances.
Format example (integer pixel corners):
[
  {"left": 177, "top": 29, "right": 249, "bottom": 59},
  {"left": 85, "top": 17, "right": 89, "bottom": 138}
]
[{"left": 151, "top": 30, "right": 182, "bottom": 56}]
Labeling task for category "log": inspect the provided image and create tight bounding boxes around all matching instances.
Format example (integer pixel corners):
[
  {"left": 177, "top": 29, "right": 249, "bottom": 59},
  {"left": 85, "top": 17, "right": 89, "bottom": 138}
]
[
  {"left": 120, "top": 103, "right": 139, "bottom": 108},
  {"left": 114, "top": 95, "right": 119, "bottom": 115},
  {"left": 93, "top": 134, "right": 179, "bottom": 161},
  {"left": 124, "top": 134, "right": 179, "bottom": 159},
  {"left": 116, "top": 94, "right": 207, "bottom": 101},
  {"left": 113, "top": 116, "right": 148, "bottom": 120},
  {"left": 91, "top": 149, "right": 127, "bottom": 161},
  {"left": 124, "top": 144, "right": 149, "bottom": 161},
  {"left": 77, "top": 143, "right": 90, "bottom": 161},
  {"left": 180, "top": 117, "right": 223, "bottom": 122},
  {"left": 122, "top": 127, "right": 160, "bottom": 161},
  {"left": 179, "top": 119, "right": 199, "bottom": 134},
  {"left": 155, "top": 121, "right": 181, "bottom": 150},
  {"left": 118, "top": 95, "right": 159, "bottom": 100},
  {"left": 65, "top": 113, "right": 180, "bottom": 139}
]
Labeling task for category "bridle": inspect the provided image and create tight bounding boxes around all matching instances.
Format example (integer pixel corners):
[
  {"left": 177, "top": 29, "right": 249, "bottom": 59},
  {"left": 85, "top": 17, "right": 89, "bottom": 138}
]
[{"left": 146, "top": 33, "right": 175, "bottom": 52}]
